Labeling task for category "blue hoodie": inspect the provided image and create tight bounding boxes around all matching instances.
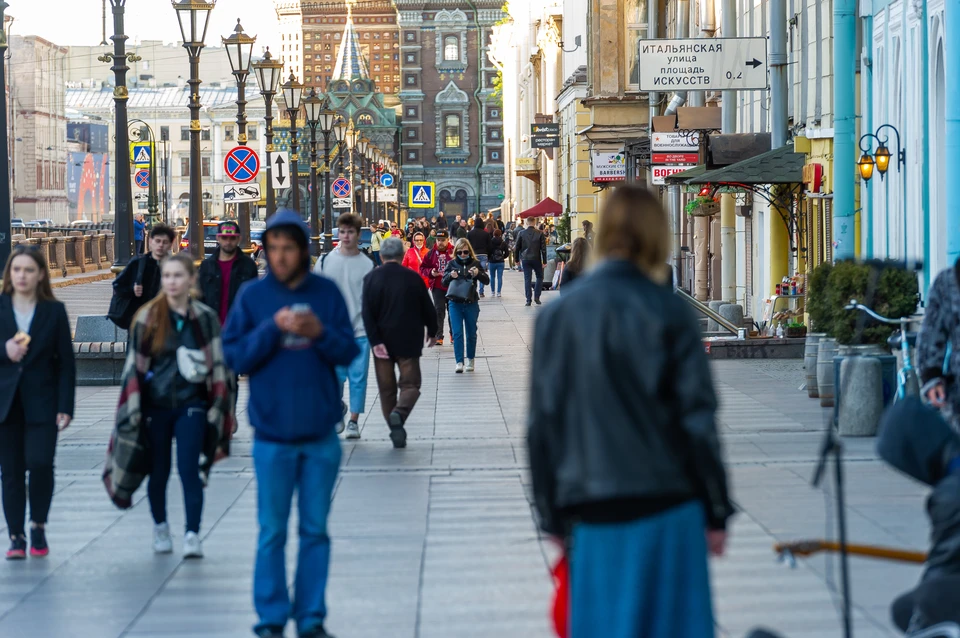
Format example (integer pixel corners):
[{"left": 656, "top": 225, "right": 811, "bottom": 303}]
[{"left": 222, "top": 210, "right": 360, "bottom": 442}]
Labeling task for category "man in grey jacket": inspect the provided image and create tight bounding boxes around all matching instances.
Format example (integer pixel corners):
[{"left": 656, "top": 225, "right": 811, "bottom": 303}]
[{"left": 514, "top": 218, "right": 547, "bottom": 306}]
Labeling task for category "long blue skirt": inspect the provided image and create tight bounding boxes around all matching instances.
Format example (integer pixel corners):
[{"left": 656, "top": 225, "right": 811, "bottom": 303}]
[{"left": 570, "top": 500, "right": 716, "bottom": 638}]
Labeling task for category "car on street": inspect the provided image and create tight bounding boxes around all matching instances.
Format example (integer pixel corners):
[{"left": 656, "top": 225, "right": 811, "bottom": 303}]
[
  {"left": 179, "top": 221, "right": 221, "bottom": 257},
  {"left": 11, "top": 218, "right": 24, "bottom": 228},
  {"left": 330, "top": 226, "right": 374, "bottom": 253}
]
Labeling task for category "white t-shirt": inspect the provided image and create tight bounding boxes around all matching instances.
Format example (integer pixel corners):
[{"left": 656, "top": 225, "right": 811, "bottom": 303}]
[{"left": 316, "top": 249, "right": 374, "bottom": 338}]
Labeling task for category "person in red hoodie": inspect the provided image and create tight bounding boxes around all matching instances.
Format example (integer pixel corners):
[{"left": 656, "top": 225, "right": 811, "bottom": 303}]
[
  {"left": 402, "top": 232, "right": 431, "bottom": 288},
  {"left": 419, "top": 230, "right": 455, "bottom": 345}
]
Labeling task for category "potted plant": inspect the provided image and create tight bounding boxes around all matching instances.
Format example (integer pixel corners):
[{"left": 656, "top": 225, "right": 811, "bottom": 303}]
[
  {"left": 684, "top": 195, "right": 720, "bottom": 217},
  {"left": 807, "top": 262, "right": 835, "bottom": 402},
  {"left": 785, "top": 321, "right": 807, "bottom": 339}
]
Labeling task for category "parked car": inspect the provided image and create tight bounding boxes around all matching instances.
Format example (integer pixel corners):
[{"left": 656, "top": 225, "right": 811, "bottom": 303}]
[
  {"left": 330, "top": 226, "right": 374, "bottom": 253},
  {"left": 70, "top": 219, "right": 93, "bottom": 229},
  {"left": 35, "top": 219, "right": 55, "bottom": 228},
  {"left": 250, "top": 228, "right": 266, "bottom": 272},
  {"left": 179, "top": 221, "right": 220, "bottom": 256},
  {"left": 11, "top": 218, "right": 24, "bottom": 228}
]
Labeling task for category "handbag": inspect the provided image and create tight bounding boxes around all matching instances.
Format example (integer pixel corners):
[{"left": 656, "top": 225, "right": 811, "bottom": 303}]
[
  {"left": 176, "top": 346, "right": 209, "bottom": 383},
  {"left": 445, "top": 275, "right": 473, "bottom": 303}
]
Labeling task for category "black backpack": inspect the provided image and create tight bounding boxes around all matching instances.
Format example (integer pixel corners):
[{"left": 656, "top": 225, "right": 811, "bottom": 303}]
[{"left": 107, "top": 257, "right": 147, "bottom": 330}]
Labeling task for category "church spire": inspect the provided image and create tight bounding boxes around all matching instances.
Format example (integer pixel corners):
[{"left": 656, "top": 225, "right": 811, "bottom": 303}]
[{"left": 331, "top": 0, "right": 370, "bottom": 82}]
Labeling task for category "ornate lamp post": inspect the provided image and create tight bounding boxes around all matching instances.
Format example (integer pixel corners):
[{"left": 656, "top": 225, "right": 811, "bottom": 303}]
[
  {"left": 0, "top": 1, "right": 11, "bottom": 268},
  {"left": 172, "top": 0, "right": 216, "bottom": 260},
  {"left": 368, "top": 145, "right": 379, "bottom": 226},
  {"left": 253, "top": 48, "right": 282, "bottom": 218},
  {"left": 303, "top": 89, "right": 333, "bottom": 256},
  {"left": 280, "top": 72, "right": 304, "bottom": 214},
  {"left": 222, "top": 18, "right": 256, "bottom": 246},
  {"left": 356, "top": 137, "right": 369, "bottom": 221}
]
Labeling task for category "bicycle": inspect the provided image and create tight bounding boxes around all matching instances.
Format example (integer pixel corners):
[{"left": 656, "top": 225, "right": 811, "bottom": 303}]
[{"left": 845, "top": 299, "right": 920, "bottom": 400}]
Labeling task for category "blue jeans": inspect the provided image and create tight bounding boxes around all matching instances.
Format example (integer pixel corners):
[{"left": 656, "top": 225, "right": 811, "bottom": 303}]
[
  {"left": 336, "top": 336, "right": 370, "bottom": 416},
  {"left": 372, "top": 251, "right": 382, "bottom": 266},
  {"left": 488, "top": 261, "right": 505, "bottom": 294},
  {"left": 477, "top": 255, "right": 489, "bottom": 295},
  {"left": 146, "top": 404, "right": 207, "bottom": 534},
  {"left": 522, "top": 260, "right": 543, "bottom": 302},
  {"left": 253, "top": 432, "right": 342, "bottom": 635},
  {"left": 448, "top": 301, "right": 480, "bottom": 363}
]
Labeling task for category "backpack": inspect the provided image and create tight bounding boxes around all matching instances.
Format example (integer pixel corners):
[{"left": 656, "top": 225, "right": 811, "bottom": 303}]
[{"left": 107, "top": 256, "right": 147, "bottom": 330}]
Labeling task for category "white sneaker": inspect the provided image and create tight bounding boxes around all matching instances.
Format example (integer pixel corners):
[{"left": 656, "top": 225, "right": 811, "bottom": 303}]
[
  {"left": 183, "top": 531, "right": 203, "bottom": 559},
  {"left": 345, "top": 420, "right": 361, "bottom": 440},
  {"left": 153, "top": 523, "right": 173, "bottom": 554},
  {"left": 455, "top": 362, "right": 464, "bottom": 374},
  {"left": 336, "top": 401, "right": 347, "bottom": 435},
  {"left": 465, "top": 359, "right": 475, "bottom": 372}
]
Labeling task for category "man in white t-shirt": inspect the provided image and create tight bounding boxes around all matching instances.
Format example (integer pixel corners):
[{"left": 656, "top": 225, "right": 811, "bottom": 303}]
[{"left": 315, "top": 213, "right": 375, "bottom": 439}]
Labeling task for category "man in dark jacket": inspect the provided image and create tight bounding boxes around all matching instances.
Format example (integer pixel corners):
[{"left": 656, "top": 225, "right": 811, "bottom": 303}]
[
  {"left": 110, "top": 224, "right": 174, "bottom": 328},
  {"left": 467, "top": 215, "right": 492, "bottom": 297},
  {"left": 362, "top": 238, "right": 438, "bottom": 449},
  {"left": 514, "top": 217, "right": 547, "bottom": 306},
  {"left": 197, "top": 220, "right": 259, "bottom": 326},
  {"left": 436, "top": 211, "right": 448, "bottom": 231},
  {"left": 222, "top": 209, "right": 359, "bottom": 638},
  {"left": 420, "top": 230, "right": 455, "bottom": 345}
]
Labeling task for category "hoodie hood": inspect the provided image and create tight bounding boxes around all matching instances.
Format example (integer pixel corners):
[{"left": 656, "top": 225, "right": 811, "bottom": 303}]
[
  {"left": 266, "top": 209, "right": 310, "bottom": 243},
  {"left": 877, "top": 397, "right": 960, "bottom": 486}
]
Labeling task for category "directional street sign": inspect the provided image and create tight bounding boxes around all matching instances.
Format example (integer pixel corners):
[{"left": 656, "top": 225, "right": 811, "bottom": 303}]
[
  {"left": 134, "top": 193, "right": 149, "bottom": 201},
  {"left": 131, "top": 142, "right": 153, "bottom": 168},
  {"left": 332, "top": 197, "right": 351, "bottom": 209},
  {"left": 224, "top": 146, "right": 260, "bottom": 183},
  {"left": 376, "top": 188, "right": 398, "bottom": 202},
  {"left": 224, "top": 182, "right": 261, "bottom": 203},
  {"left": 408, "top": 182, "right": 435, "bottom": 208},
  {"left": 134, "top": 169, "right": 150, "bottom": 189},
  {"left": 332, "top": 177, "right": 352, "bottom": 198},
  {"left": 637, "top": 37, "right": 768, "bottom": 92},
  {"left": 379, "top": 173, "right": 394, "bottom": 188},
  {"left": 271, "top": 152, "right": 290, "bottom": 190}
]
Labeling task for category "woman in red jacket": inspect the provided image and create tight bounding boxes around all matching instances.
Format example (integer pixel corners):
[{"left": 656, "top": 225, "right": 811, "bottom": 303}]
[{"left": 402, "top": 232, "right": 431, "bottom": 288}]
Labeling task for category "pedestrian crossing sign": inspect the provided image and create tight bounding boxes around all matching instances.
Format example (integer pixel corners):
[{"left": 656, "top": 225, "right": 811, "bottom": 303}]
[
  {"left": 408, "top": 181, "right": 435, "bottom": 208},
  {"left": 131, "top": 142, "right": 153, "bottom": 168}
]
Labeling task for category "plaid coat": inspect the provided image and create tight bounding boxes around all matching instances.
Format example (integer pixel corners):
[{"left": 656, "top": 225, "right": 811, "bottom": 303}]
[{"left": 103, "top": 299, "right": 235, "bottom": 509}]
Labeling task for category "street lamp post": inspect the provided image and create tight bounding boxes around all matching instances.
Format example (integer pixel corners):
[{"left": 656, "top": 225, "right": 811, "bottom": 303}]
[
  {"left": 281, "top": 72, "right": 304, "bottom": 214},
  {"left": 172, "top": 0, "right": 216, "bottom": 260},
  {"left": 325, "top": 117, "right": 346, "bottom": 253},
  {"left": 356, "top": 137, "right": 368, "bottom": 222},
  {"left": 369, "top": 146, "right": 379, "bottom": 227},
  {"left": 303, "top": 89, "right": 332, "bottom": 256},
  {"left": 0, "top": 1, "right": 11, "bottom": 268},
  {"left": 222, "top": 18, "right": 256, "bottom": 247},
  {"left": 253, "top": 48, "right": 282, "bottom": 219},
  {"left": 858, "top": 124, "right": 907, "bottom": 257}
]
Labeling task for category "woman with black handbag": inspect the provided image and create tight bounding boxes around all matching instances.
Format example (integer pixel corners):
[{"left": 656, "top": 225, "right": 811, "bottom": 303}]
[
  {"left": 112, "top": 253, "right": 233, "bottom": 560},
  {"left": 0, "top": 246, "right": 75, "bottom": 560},
  {"left": 443, "top": 239, "right": 489, "bottom": 374}
]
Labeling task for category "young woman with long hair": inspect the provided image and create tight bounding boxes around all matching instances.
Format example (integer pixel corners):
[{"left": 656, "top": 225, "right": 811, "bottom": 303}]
[
  {"left": 442, "top": 238, "right": 489, "bottom": 374},
  {"left": 559, "top": 237, "right": 590, "bottom": 293},
  {"left": 115, "top": 253, "right": 234, "bottom": 559},
  {"left": 0, "top": 246, "right": 75, "bottom": 559},
  {"left": 528, "top": 186, "right": 733, "bottom": 638}
]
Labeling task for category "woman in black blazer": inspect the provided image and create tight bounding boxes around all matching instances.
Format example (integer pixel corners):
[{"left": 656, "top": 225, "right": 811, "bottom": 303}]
[{"left": 0, "top": 246, "right": 75, "bottom": 559}]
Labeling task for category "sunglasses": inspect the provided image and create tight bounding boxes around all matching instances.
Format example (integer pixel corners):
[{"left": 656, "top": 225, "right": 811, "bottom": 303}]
[{"left": 456, "top": 251, "right": 471, "bottom": 256}]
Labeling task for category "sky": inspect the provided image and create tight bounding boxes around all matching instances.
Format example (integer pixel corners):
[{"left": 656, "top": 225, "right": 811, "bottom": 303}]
[{"left": 10, "top": 0, "right": 281, "bottom": 51}]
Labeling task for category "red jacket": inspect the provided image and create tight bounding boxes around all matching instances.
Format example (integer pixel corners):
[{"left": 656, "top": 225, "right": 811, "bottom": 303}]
[
  {"left": 420, "top": 243, "right": 455, "bottom": 291},
  {"left": 402, "top": 245, "right": 431, "bottom": 288}
]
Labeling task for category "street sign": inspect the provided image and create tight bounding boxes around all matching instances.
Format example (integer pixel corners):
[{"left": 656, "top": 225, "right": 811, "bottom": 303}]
[
  {"left": 271, "top": 152, "right": 290, "bottom": 190},
  {"left": 376, "top": 188, "right": 398, "bottom": 202},
  {"left": 224, "top": 182, "right": 261, "bottom": 203},
  {"left": 531, "top": 136, "right": 560, "bottom": 149},
  {"left": 652, "top": 152, "right": 700, "bottom": 164},
  {"left": 380, "top": 173, "right": 394, "bottom": 188},
  {"left": 531, "top": 123, "right": 560, "bottom": 136},
  {"left": 134, "top": 192, "right": 149, "bottom": 201},
  {"left": 332, "top": 177, "right": 352, "bottom": 198},
  {"left": 637, "top": 37, "right": 769, "bottom": 92},
  {"left": 408, "top": 182, "right": 435, "bottom": 208},
  {"left": 651, "top": 132, "right": 700, "bottom": 152},
  {"left": 224, "top": 146, "right": 260, "bottom": 183},
  {"left": 134, "top": 169, "right": 150, "bottom": 189},
  {"left": 652, "top": 165, "right": 692, "bottom": 185},
  {"left": 131, "top": 142, "right": 152, "bottom": 168},
  {"left": 332, "top": 197, "right": 351, "bottom": 209}
]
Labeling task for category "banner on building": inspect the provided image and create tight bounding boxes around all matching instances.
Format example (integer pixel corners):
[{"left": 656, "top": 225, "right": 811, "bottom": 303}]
[
  {"left": 591, "top": 151, "right": 626, "bottom": 183},
  {"left": 67, "top": 152, "right": 110, "bottom": 222},
  {"left": 651, "top": 165, "right": 691, "bottom": 185}
]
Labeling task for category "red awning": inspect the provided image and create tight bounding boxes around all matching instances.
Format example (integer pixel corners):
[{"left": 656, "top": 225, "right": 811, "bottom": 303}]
[{"left": 518, "top": 197, "right": 563, "bottom": 219}]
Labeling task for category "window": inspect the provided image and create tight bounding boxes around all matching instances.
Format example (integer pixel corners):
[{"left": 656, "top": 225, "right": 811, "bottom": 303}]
[
  {"left": 160, "top": 126, "right": 170, "bottom": 141},
  {"left": 201, "top": 128, "right": 211, "bottom": 141},
  {"left": 201, "top": 157, "right": 211, "bottom": 177},
  {"left": 444, "top": 36, "right": 459, "bottom": 61},
  {"left": 180, "top": 126, "right": 190, "bottom": 141},
  {"left": 625, "top": 0, "right": 648, "bottom": 90},
  {"left": 180, "top": 157, "right": 189, "bottom": 176},
  {"left": 247, "top": 125, "right": 258, "bottom": 141},
  {"left": 444, "top": 114, "right": 461, "bottom": 148},
  {"left": 224, "top": 126, "right": 234, "bottom": 141}
]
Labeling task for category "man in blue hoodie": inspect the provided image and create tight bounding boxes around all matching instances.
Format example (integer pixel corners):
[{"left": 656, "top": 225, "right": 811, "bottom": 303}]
[{"left": 223, "top": 209, "right": 359, "bottom": 638}]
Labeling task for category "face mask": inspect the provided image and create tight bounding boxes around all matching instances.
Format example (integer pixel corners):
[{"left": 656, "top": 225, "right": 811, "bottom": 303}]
[{"left": 456, "top": 255, "right": 470, "bottom": 264}]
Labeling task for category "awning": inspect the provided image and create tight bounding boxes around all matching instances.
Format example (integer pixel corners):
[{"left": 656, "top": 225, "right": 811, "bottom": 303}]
[
  {"left": 670, "top": 143, "right": 805, "bottom": 186},
  {"left": 519, "top": 197, "right": 563, "bottom": 219}
]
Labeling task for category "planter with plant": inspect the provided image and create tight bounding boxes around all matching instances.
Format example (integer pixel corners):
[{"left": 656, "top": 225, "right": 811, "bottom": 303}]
[
  {"left": 785, "top": 321, "right": 807, "bottom": 338},
  {"left": 805, "top": 262, "right": 833, "bottom": 399},
  {"left": 684, "top": 195, "right": 720, "bottom": 217}
]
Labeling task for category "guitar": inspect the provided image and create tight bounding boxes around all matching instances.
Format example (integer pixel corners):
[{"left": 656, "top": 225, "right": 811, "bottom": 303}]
[{"left": 774, "top": 539, "right": 927, "bottom": 565}]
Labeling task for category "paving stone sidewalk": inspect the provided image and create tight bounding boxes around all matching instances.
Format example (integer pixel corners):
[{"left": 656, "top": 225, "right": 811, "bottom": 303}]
[{"left": 0, "top": 272, "right": 931, "bottom": 637}]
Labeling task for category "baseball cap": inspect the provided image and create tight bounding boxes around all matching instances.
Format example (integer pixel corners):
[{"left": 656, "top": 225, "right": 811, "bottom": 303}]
[
  {"left": 217, "top": 221, "right": 241, "bottom": 236},
  {"left": 436, "top": 230, "right": 449, "bottom": 238}
]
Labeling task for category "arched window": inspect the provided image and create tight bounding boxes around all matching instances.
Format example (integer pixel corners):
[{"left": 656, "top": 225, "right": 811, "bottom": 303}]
[
  {"left": 444, "top": 114, "right": 461, "bottom": 148},
  {"left": 444, "top": 36, "right": 459, "bottom": 61}
]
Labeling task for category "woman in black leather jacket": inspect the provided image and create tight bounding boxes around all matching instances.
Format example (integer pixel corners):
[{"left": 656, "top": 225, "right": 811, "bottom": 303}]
[
  {"left": 527, "top": 186, "right": 733, "bottom": 638},
  {"left": 442, "top": 238, "right": 489, "bottom": 374}
]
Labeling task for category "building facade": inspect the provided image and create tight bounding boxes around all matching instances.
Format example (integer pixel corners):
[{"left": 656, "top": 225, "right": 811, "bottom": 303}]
[
  {"left": 65, "top": 41, "right": 238, "bottom": 89},
  {"left": 10, "top": 35, "right": 69, "bottom": 222}
]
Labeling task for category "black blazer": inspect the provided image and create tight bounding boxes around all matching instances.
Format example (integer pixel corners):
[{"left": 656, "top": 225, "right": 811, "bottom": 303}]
[
  {"left": 0, "top": 296, "right": 76, "bottom": 424},
  {"left": 361, "top": 262, "right": 439, "bottom": 359}
]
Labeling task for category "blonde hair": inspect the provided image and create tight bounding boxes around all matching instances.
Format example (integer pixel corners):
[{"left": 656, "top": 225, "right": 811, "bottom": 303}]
[
  {"left": 453, "top": 238, "right": 476, "bottom": 260},
  {"left": 595, "top": 186, "right": 671, "bottom": 283}
]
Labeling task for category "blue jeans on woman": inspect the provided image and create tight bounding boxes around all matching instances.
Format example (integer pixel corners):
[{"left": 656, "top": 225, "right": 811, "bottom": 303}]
[
  {"left": 488, "top": 261, "right": 505, "bottom": 294},
  {"left": 477, "top": 255, "right": 489, "bottom": 295},
  {"left": 146, "top": 404, "right": 207, "bottom": 533},
  {"left": 448, "top": 301, "right": 480, "bottom": 364}
]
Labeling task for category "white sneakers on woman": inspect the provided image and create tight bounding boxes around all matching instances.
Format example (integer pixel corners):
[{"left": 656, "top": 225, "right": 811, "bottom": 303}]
[
  {"left": 183, "top": 531, "right": 204, "bottom": 559},
  {"left": 465, "top": 359, "right": 475, "bottom": 372},
  {"left": 455, "top": 362, "right": 464, "bottom": 374},
  {"left": 153, "top": 523, "right": 173, "bottom": 554}
]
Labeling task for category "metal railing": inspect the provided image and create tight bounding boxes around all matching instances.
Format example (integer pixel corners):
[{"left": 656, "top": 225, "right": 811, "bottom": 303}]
[{"left": 674, "top": 287, "right": 740, "bottom": 335}]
